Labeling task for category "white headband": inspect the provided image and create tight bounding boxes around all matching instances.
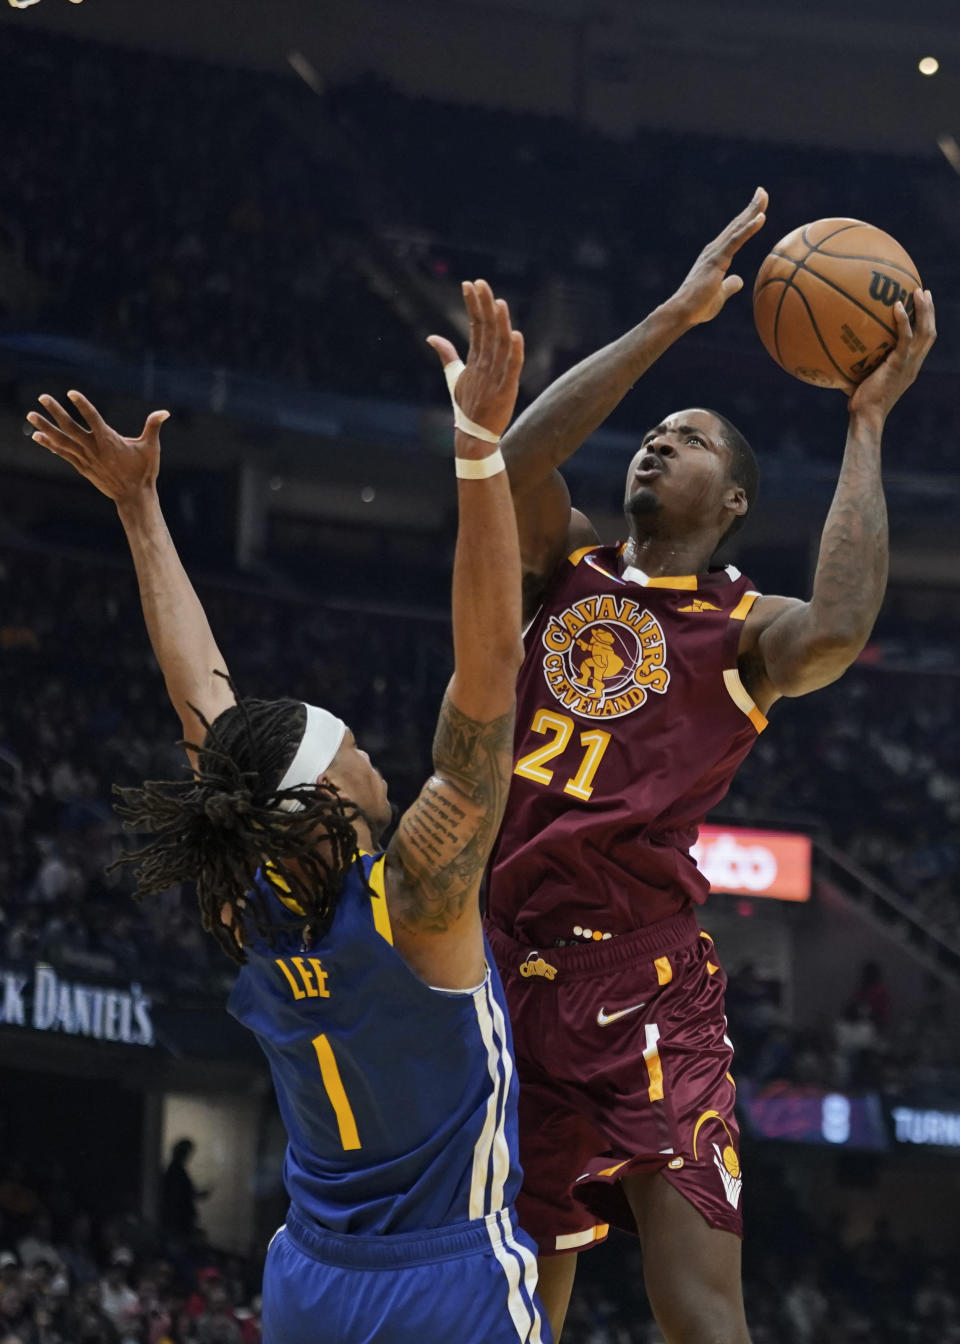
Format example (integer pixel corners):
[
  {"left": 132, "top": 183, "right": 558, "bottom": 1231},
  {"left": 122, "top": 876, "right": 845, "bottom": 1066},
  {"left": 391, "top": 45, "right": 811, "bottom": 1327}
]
[{"left": 277, "top": 704, "right": 346, "bottom": 808}]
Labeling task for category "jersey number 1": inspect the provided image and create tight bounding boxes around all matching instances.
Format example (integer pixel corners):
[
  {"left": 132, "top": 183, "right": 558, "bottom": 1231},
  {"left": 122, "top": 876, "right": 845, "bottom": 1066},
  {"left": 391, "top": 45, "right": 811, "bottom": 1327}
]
[
  {"left": 312, "top": 1034, "right": 362, "bottom": 1150},
  {"left": 514, "top": 709, "right": 610, "bottom": 800}
]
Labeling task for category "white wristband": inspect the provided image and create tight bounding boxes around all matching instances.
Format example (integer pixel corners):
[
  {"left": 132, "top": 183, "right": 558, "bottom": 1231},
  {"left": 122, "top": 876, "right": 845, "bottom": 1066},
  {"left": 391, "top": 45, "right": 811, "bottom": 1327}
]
[
  {"left": 455, "top": 449, "right": 506, "bottom": 479},
  {"left": 443, "top": 360, "right": 502, "bottom": 444}
]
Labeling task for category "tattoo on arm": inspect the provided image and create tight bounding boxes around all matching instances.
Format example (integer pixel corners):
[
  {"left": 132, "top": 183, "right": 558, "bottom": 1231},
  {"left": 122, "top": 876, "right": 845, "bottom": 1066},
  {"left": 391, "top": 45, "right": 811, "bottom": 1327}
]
[
  {"left": 754, "top": 419, "right": 889, "bottom": 700},
  {"left": 430, "top": 695, "right": 514, "bottom": 802},
  {"left": 387, "top": 696, "right": 515, "bottom": 934},
  {"left": 808, "top": 427, "right": 888, "bottom": 642},
  {"left": 399, "top": 789, "right": 468, "bottom": 870}
]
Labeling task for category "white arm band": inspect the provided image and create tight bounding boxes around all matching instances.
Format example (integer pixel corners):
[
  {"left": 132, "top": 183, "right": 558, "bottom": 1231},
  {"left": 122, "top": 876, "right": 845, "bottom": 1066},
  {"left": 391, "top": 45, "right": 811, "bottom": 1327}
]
[
  {"left": 443, "top": 360, "right": 502, "bottom": 444},
  {"left": 455, "top": 449, "right": 506, "bottom": 479}
]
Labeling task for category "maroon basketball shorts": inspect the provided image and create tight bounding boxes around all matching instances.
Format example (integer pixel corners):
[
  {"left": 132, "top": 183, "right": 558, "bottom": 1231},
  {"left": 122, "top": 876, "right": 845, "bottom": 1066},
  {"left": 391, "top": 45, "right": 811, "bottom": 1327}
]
[{"left": 485, "top": 909, "right": 742, "bottom": 1256}]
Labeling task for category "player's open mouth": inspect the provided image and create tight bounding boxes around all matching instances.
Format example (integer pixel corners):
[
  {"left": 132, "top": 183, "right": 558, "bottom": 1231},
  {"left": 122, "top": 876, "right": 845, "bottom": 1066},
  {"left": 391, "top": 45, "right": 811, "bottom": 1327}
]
[{"left": 633, "top": 458, "right": 663, "bottom": 484}]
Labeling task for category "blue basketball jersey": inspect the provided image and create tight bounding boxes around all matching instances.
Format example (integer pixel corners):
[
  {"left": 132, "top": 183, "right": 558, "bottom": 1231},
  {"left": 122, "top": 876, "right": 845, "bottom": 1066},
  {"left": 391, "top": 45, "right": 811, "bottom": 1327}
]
[{"left": 227, "top": 853, "right": 525, "bottom": 1238}]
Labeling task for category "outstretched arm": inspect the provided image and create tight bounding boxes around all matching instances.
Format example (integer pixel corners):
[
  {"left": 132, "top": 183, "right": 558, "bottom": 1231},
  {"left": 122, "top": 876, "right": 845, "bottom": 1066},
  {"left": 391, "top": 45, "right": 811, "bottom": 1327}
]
[
  {"left": 27, "top": 392, "right": 234, "bottom": 766},
  {"left": 739, "top": 290, "right": 937, "bottom": 711},
  {"left": 505, "top": 188, "right": 768, "bottom": 611},
  {"left": 385, "top": 281, "right": 525, "bottom": 989}
]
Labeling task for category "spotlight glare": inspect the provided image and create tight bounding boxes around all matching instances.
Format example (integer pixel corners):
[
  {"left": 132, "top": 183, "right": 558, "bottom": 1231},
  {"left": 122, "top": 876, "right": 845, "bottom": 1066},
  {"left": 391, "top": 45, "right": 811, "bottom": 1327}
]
[{"left": 919, "top": 56, "right": 940, "bottom": 76}]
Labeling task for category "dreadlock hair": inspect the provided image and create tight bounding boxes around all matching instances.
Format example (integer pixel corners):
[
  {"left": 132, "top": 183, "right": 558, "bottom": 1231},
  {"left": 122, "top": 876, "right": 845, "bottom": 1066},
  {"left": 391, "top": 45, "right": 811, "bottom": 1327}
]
[
  {"left": 707, "top": 409, "right": 760, "bottom": 543},
  {"left": 110, "top": 694, "right": 362, "bottom": 965}
]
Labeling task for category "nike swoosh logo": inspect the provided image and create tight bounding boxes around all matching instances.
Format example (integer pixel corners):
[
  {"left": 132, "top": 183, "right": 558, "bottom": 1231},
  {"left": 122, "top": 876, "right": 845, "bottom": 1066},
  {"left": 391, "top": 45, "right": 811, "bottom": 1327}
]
[{"left": 596, "top": 1002, "right": 646, "bottom": 1026}]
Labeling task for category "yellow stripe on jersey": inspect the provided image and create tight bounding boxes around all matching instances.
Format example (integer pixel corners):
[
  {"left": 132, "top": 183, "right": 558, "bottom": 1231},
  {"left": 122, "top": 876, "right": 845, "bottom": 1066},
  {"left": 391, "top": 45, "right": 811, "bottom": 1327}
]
[
  {"left": 645, "top": 1048, "right": 665, "bottom": 1102},
  {"left": 692, "top": 1108, "right": 736, "bottom": 1161},
  {"left": 729, "top": 589, "right": 761, "bottom": 622},
  {"left": 555, "top": 1224, "right": 609, "bottom": 1252},
  {"left": 567, "top": 544, "right": 596, "bottom": 567},
  {"left": 747, "top": 704, "right": 766, "bottom": 732},
  {"left": 264, "top": 862, "right": 306, "bottom": 917},
  {"left": 312, "top": 1033, "right": 362, "bottom": 1150},
  {"left": 266, "top": 855, "right": 391, "bottom": 930},
  {"left": 596, "top": 1158, "right": 631, "bottom": 1178},
  {"left": 367, "top": 855, "right": 393, "bottom": 945},
  {"left": 722, "top": 667, "right": 768, "bottom": 734},
  {"left": 643, "top": 572, "right": 698, "bottom": 590},
  {"left": 725, "top": 592, "right": 766, "bottom": 730},
  {"left": 654, "top": 955, "right": 673, "bottom": 986}
]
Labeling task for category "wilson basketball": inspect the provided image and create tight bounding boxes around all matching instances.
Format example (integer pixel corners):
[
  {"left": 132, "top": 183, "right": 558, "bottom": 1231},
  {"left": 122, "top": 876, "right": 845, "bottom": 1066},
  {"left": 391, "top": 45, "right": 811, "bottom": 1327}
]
[{"left": 753, "top": 219, "right": 921, "bottom": 390}]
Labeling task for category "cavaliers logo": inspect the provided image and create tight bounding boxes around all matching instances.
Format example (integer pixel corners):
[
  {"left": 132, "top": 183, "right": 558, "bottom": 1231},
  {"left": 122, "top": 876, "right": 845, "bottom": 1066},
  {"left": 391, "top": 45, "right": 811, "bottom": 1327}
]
[
  {"left": 541, "top": 594, "right": 670, "bottom": 720},
  {"left": 692, "top": 1109, "right": 742, "bottom": 1211},
  {"left": 518, "top": 953, "right": 558, "bottom": 981}
]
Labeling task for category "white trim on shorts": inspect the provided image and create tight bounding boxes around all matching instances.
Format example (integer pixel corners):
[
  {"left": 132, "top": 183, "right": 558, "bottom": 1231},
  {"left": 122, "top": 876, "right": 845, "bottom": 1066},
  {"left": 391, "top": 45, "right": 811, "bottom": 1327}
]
[{"left": 470, "top": 978, "right": 545, "bottom": 1341}]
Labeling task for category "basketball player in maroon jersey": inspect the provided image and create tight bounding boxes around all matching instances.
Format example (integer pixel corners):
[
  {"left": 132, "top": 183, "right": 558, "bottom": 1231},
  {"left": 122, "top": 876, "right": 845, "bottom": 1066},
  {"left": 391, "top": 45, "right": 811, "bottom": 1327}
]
[{"left": 431, "top": 188, "right": 936, "bottom": 1342}]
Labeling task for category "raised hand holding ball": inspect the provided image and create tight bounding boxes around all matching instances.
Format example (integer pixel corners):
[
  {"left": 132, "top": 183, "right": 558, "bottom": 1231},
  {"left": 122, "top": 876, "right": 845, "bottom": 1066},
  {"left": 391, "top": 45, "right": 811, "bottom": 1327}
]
[{"left": 753, "top": 219, "right": 921, "bottom": 392}]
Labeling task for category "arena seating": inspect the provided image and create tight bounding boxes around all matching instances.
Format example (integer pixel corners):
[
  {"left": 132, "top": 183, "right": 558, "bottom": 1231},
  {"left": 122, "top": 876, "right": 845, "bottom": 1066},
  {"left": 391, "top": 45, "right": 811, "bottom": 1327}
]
[
  {"left": 1, "top": 545, "right": 957, "bottom": 1047},
  {"left": 1, "top": 1129, "right": 957, "bottom": 1343},
  {"left": 2, "top": 25, "right": 959, "bottom": 1343},
  {"left": 2, "top": 29, "right": 959, "bottom": 468}
]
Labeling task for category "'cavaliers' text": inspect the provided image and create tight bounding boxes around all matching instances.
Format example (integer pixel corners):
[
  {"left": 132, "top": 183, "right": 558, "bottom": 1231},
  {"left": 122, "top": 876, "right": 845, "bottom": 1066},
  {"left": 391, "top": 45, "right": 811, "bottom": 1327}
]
[{"left": 541, "top": 594, "right": 670, "bottom": 719}]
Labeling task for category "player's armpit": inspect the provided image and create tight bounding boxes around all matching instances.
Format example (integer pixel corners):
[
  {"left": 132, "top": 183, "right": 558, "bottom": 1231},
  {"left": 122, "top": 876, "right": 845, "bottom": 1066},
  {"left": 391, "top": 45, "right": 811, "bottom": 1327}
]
[
  {"left": 384, "top": 696, "right": 514, "bottom": 988},
  {"left": 511, "top": 468, "right": 573, "bottom": 615},
  {"left": 738, "top": 593, "right": 866, "bottom": 709},
  {"left": 513, "top": 466, "right": 598, "bottom": 620}
]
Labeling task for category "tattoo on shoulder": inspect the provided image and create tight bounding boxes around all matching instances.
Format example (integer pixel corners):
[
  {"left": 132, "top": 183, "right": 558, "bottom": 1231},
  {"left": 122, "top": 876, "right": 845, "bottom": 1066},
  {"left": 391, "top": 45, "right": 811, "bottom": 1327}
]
[
  {"left": 431, "top": 695, "right": 514, "bottom": 801},
  {"left": 387, "top": 696, "right": 515, "bottom": 935}
]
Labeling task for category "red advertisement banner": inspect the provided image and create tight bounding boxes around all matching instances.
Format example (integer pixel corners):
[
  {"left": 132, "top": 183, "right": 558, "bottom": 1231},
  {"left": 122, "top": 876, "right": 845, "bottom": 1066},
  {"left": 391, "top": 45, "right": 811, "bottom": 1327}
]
[{"left": 692, "top": 826, "right": 812, "bottom": 902}]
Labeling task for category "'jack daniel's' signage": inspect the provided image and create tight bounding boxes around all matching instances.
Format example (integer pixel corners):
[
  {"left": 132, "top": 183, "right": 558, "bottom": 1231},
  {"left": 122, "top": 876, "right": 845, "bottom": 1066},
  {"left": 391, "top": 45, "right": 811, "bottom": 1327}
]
[{"left": 0, "top": 963, "right": 154, "bottom": 1047}]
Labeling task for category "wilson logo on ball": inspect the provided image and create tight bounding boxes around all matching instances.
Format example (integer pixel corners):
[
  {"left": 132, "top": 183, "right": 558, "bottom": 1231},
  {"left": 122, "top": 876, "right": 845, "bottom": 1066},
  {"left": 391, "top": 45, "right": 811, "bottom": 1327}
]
[
  {"left": 753, "top": 217, "right": 921, "bottom": 391},
  {"left": 868, "top": 271, "right": 910, "bottom": 309}
]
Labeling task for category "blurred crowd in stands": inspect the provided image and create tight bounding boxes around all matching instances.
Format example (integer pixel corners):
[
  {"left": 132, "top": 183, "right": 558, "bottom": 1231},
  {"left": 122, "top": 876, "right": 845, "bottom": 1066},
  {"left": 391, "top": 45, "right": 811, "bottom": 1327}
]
[
  {"left": 564, "top": 1178, "right": 960, "bottom": 1343},
  {"left": 725, "top": 959, "right": 959, "bottom": 1104},
  {"left": 0, "top": 545, "right": 445, "bottom": 996},
  {"left": 0, "top": 31, "right": 431, "bottom": 404},
  {"left": 728, "top": 662, "right": 960, "bottom": 949},
  {"left": 2, "top": 28, "right": 959, "bottom": 467},
  {"left": 1, "top": 542, "right": 957, "bottom": 1052},
  {"left": 2, "top": 20, "right": 960, "bottom": 1344},
  {"left": 0, "top": 1146, "right": 262, "bottom": 1344},
  {"left": 2, "top": 1136, "right": 957, "bottom": 1344}
]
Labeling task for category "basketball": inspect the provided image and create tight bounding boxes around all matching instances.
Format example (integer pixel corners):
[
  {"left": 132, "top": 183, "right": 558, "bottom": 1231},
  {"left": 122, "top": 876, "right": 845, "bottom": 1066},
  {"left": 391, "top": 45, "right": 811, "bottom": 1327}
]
[{"left": 752, "top": 218, "right": 921, "bottom": 390}]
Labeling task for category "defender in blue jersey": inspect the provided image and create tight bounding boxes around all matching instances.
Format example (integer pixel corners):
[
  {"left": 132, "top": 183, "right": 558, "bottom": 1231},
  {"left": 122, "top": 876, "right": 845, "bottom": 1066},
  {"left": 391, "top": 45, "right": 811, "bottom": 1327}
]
[{"left": 29, "top": 281, "right": 550, "bottom": 1343}]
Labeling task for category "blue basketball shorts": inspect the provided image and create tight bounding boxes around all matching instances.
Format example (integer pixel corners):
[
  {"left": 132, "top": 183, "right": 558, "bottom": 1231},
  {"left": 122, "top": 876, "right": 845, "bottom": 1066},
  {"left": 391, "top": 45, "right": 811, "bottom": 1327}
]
[{"left": 262, "top": 1205, "right": 551, "bottom": 1343}]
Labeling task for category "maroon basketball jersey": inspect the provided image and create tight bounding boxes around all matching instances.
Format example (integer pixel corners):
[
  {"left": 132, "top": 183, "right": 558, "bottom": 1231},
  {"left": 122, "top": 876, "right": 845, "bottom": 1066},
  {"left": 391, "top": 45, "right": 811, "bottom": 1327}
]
[{"left": 487, "top": 543, "right": 768, "bottom": 945}]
